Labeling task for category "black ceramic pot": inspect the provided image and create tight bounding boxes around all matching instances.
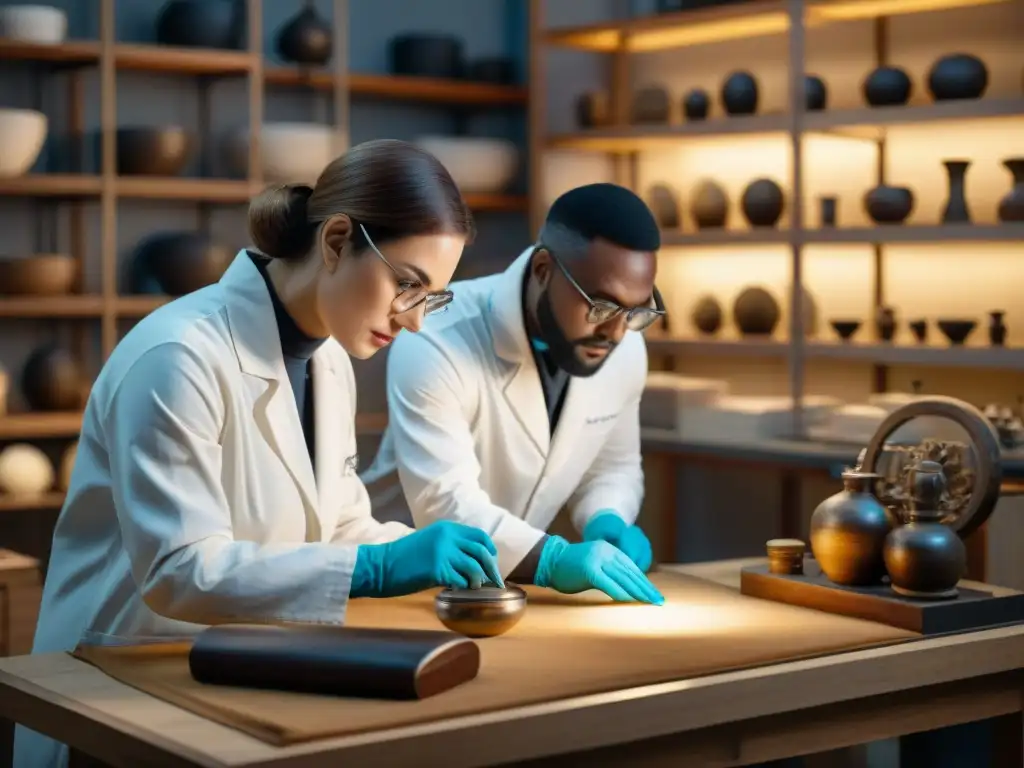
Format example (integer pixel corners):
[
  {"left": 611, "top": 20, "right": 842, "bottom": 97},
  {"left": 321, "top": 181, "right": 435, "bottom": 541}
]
[
  {"left": 863, "top": 66, "right": 912, "bottom": 107},
  {"left": 576, "top": 92, "right": 610, "bottom": 128},
  {"left": 129, "top": 232, "right": 233, "bottom": 297},
  {"left": 941, "top": 159, "right": 972, "bottom": 223},
  {"left": 927, "top": 54, "right": 988, "bottom": 101},
  {"left": 805, "top": 75, "right": 827, "bottom": 111},
  {"left": 721, "top": 71, "right": 758, "bottom": 115},
  {"left": 864, "top": 185, "right": 914, "bottom": 224},
  {"left": 682, "top": 88, "right": 709, "bottom": 120},
  {"left": 21, "top": 344, "right": 83, "bottom": 412},
  {"left": 733, "top": 287, "right": 780, "bottom": 336},
  {"left": 998, "top": 158, "right": 1024, "bottom": 222},
  {"left": 275, "top": 1, "right": 332, "bottom": 66},
  {"left": 646, "top": 184, "right": 680, "bottom": 230},
  {"left": 692, "top": 295, "right": 723, "bottom": 336},
  {"left": 155, "top": 0, "right": 244, "bottom": 49},
  {"left": 469, "top": 58, "right": 516, "bottom": 84},
  {"left": 741, "top": 178, "right": 784, "bottom": 227},
  {"left": 116, "top": 127, "right": 192, "bottom": 176},
  {"left": 390, "top": 34, "right": 464, "bottom": 79},
  {"left": 631, "top": 87, "right": 670, "bottom": 124},
  {"left": 691, "top": 180, "right": 729, "bottom": 229}
]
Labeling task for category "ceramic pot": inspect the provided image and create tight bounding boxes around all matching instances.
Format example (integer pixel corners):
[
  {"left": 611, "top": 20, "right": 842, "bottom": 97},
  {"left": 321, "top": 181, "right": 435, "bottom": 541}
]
[
  {"left": 631, "top": 87, "right": 670, "bottom": 124},
  {"left": 997, "top": 158, "right": 1024, "bottom": 223},
  {"left": 989, "top": 311, "right": 1007, "bottom": 346},
  {"left": 116, "top": 126, "right": 192, "bottom": 176},
  {"left": 389, "top": 34, "right": 463, "bottom": 79},
  {"left": 129, "top": 232, "right": 233, "bottom": 297},
  {"left": 21, "top": 344, "right": 83, "bottom": 411},
  {"left": 810, "top": 470, "right": 892, "bottom": 586},
  {"left": 927, "top": 53, "right": 988, "bottom": 101},
  {"left": 435, "top": 585, "right": 526, "bottom": 638},
  {"left": 876, "top": 306, "right": 896, "bottom": 342},
  {"left": 224, "top": 122, "right": 345, "bottom": 184},
  {"left": 155, "top": 0, "right": 244, "bottom": 49},
  {"left": 0, "top": 5, "right": 67, "bottom": 43},
  {"left": 0, "top": 254, "right": 75, "bottom": 296},
  {"left": 275, "top": 1, "right": 332, "bottom": 66},
  {"left": 469, "top": 58, "right": 516, "bottom": 84},
  {"left": 682, "top": 88, "right": 709, "bottom": 120},
  {"left": 864, "top": 185, "right": 914, "bottom": 224},
  {"left": 0, "top": 108, "right": 47, "bottom": 177},
  {"left": 721, "top": 71, "right": 758, "bottom": 116},
  {"left": 414, "top": 136, "right": 518, "bottom": 194},
  {"left": 937, "top": 319, "right": 976, "bottom": 345},
  {"left": 646, "top": 184, "right": 680, "bottom": 230},
  {"left": 733, "top": 286, "right": 780, "bottom": 336},
  {"left": 819, "top": 196, "right": 837, "bottom": 227},
  {"left": 690, "top": 179, "right": 729, "bottom": 229},
  {"left": 805, "top": 75, "right": 827, "bottom": 111},
  {"left": 941, "top": 159, "right": 971, "bottom": 223},
  {"left": 909, "top": 319, "right": 928, "bottom": 344},
  {"left": 741, "top": 178, "right": 784, "bottom": 228},
  {"left": 883, "top": 460, "right": 966, "bottom": 599},
  {"left": 0, "top": 443, "right": 54, "bottom": 498},
  {"left": 862, "top": 66, "right": 912, "bottom": 107},
  {"left": 691, "top": 295, "right": 722, "bottom": 336},
  {"left": 576, "top": 92, "right": 611, "bottom": 128}
]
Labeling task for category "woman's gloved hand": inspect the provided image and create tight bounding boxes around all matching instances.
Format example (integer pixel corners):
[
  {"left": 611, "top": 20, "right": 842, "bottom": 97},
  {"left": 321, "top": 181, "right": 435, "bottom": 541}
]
[
  {"left": 583, "top": 510, "right": 654, "bottom": 573},
  {"left": 534, "top": 536, "right": 664, "bottom": 605},
  {"left": 351, "top": 521, "right": 504, "bottom": 598}
]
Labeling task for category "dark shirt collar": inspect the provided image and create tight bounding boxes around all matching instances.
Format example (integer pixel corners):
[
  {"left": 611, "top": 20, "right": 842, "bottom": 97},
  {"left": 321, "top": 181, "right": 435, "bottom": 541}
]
[{"left": 248, "top": 250, "right": 326, "bottom": 361}]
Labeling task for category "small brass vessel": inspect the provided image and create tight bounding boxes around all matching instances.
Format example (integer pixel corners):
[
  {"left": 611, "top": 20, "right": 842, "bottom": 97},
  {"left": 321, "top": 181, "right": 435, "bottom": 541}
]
[
  {"left": 434, "top": 585, "right": 527, "bottom": 638},
  {"left": 766, "top": 539, "right": 806, "bottom": 574},
  {"left": 884, "top": 460, "right": 966, "bottom": 599},
  {"left": 810, "top": 469, "right": 893, "bottom": 586}
]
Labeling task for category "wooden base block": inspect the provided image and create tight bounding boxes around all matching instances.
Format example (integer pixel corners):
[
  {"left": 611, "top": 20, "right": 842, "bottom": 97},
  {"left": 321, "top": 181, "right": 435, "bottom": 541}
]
[{"left": 740, "top": 559, "right": 1024, "bottom": 634}]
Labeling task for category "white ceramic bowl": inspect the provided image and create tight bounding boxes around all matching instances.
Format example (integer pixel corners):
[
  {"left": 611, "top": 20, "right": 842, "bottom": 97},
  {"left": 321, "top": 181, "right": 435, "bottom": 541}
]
[
  {"left": 223, "top": 123, "right": 347, "bottom": 185},
  {"left": 0, "top": 443, "right": 54, "bottom": 498},
  {"left": 414, "top": 136, "right": 519, "bottom": 194},
  {"left": 0, "top": 109, "right": 47, "bottom": 177},
  {"left": 0, "top": 5, "right": 67, "bottom": 44}
]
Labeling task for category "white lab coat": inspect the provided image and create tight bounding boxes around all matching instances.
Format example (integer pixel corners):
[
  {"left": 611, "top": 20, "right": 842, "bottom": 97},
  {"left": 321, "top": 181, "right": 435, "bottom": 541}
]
[
  {"left": 361, "top": 248, "right": 646, "bottom": 577},
  {"left": 15, "top": 252, "right": 410, "bottom": 767}
]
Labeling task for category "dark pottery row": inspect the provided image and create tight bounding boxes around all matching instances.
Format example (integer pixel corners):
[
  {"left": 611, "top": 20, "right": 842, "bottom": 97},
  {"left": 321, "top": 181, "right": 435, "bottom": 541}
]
[
  {"left": 647, "top": 177, "right": 787, "bottom": 231},
  {"left": 690, "top": 287, "right": 818, "bottom": 338},
  {"left": 826, "top": 312, "right": 1007, "bottom": 347}
]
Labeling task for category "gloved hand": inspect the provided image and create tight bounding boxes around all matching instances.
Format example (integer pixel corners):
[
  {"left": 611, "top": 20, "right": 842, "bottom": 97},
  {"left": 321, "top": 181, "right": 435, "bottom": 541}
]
[
  {"left": 583, "top": 510, "right": 654, "bottom": 573},
  {"left": 534, "top": 536, "right": 663, "bottom": 605},
  {"left": 351, "top": 521, "right": 504, "bottom": 598}
]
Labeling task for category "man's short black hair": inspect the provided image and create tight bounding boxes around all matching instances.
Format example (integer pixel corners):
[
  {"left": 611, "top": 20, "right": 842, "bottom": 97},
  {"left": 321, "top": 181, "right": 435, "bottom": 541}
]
[{"left": 543, "top": 183, "right": 661, "bottom": 252}]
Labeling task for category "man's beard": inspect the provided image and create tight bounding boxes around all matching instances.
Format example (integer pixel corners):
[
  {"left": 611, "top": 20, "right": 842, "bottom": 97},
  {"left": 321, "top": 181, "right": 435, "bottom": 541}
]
[{"left": 535, "top": 288, "right": 616, "bottom": 377}]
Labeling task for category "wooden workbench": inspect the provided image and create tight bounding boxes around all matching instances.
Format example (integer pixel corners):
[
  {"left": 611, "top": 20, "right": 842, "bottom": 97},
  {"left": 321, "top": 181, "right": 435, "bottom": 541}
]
[{"left": 0, "top": 560, "right": 1021, "bottom": 768}]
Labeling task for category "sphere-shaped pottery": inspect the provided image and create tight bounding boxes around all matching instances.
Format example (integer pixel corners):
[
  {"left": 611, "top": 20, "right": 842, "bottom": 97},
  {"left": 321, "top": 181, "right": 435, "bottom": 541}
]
[
  {"left": 862, "top": 66, "right": 912, "bottom": 107},
  {"left": 155, "top": 0, "right": 244, "bottom": 49},
  {"left": 733, "top": 287, "right": 780, "bottom": 336},
  {"left": 927, "top": 53, "right": 988, "bottom": 101},
  {"left": 414, "top": 136, "right": 518, "bottom": 194},
  {"left": 0, "top": 443, "right": 54, "bottom": 498},
  {"left": 690, "top": 180, "right": 729, "bottom": 229},
  {"left": 129, "top": 232, "right": 233, "bottom": 297},
  {"left": 0, "top": 108, "right": 47, "bottom": 177},
  {"left": 21, "top": 345, "right": 83, "bottom": 412},
  {"left": 805, "top": 75, "right": 827, "bottom": 111},
  {"left": 810, "top": 470, "right": 892, "bottom": 586},
  {"left": 691, "top": 295, "right": 723, "bottom": 335},
  {"left": 0, "top": 5, "right": 67, "bottom": 43},
  {"left": 116, "top": 126, "right": 192, "bottom": 176},
  {"left": 631, "top": 87, "right": 670, "bottom": 124},
  {"left": 864, "top": 185, "right": 914, "bottom": 224},
  {"left": 741, "top": 178, "right": 784, "bottom": 227},
  {"left": 646, "top": 184, "right": 680, "bottom": 230},
  {"left": 682, "top": 88, "right": 710, "bottom": 120},
  {"left": 389, "top": 34, "right": 464, "bottom": 79},
  {"left": 435, "top": 585, "right": 526, "bottom": 638},
  {"left": 275, "top": 2, "right": 332, "bottom": 66},
  {"left": 0, "top": 254, "right": 75, "bottom": 296},
  {"left": 721, "top": 71, "right": 758, "bottom": 116}
]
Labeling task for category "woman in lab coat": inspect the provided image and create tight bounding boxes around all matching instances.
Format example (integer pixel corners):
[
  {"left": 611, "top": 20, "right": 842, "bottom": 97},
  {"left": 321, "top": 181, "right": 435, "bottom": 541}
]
[{"left": 15, "top": 139, "right": 502, "bottom": 767}]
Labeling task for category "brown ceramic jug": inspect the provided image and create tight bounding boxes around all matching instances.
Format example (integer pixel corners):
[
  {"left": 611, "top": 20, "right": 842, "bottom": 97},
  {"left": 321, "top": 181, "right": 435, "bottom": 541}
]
[{"left": 810, "top": 470, "right": 892, "bottom": 586}]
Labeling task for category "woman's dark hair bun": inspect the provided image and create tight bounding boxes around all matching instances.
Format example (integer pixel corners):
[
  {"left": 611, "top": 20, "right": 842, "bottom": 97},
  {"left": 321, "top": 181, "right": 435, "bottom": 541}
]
[{"left": 248, "top": 183, "right": 316, "bottom": 262}]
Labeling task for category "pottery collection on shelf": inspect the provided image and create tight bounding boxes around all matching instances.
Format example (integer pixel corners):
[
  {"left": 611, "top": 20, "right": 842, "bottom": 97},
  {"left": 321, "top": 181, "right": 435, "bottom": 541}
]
[{"left": 862, "top": 52, "right": 989, "bottom": 108}]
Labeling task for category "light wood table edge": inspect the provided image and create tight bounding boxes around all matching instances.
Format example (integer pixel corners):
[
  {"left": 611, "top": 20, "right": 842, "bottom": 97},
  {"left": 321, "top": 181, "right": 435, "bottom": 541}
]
[{"left": 0, "top": 560, "right": 1022, "bottom": 767}]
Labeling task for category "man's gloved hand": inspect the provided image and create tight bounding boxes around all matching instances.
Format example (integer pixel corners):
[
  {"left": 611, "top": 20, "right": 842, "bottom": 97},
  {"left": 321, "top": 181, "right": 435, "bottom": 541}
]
[
  {"left": 534, "top": 536, "right": 664, "bottom": 605},
  {"left": 583, "top": 510, "right": 654, "bottom": 573},
  {"left": 351, "top": 521, "right": 504, "bottom": 598}
]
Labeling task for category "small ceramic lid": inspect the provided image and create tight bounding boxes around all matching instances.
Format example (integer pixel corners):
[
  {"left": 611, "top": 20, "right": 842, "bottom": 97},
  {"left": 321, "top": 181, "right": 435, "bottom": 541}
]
[
  {"left": 766, "top": 538, "right": 806, "bottom": 554},
  {"left": 436, "top": 585, "right": 526, "bottom": 603}
]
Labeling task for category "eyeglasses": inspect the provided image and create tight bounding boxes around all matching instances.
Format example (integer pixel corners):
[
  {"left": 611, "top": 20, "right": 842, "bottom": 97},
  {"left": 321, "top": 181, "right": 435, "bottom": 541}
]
[
  {"left": 360, "top": 224, "right": 454, "bottom": 315},
  {"left": 539, "top": 245, "right": 666, "bottom": 332}
]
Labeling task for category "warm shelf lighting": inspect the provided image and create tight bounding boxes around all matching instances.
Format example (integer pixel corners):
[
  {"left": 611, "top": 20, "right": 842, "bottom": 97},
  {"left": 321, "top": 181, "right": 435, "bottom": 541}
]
[
  {"left": 626, "top": 12, "right": 789, "bottom": 52},
  {"left": 807, "top": 0, "right": 1010, "bottom": 22}
]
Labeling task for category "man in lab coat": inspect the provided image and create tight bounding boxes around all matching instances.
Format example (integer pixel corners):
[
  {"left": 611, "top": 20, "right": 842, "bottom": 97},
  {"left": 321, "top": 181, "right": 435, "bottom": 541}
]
[{"left": 362, "top": 183, "right": 666, "bottom": 603}]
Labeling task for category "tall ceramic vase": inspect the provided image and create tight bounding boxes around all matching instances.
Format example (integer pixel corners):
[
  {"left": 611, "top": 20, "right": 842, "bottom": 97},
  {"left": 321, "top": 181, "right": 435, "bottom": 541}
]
[
  {"left": 941, "top": 159, "right": 971, "bottom": 224},
  {"left": 997, "top": 157, "right": 1024, "bottom": 222}
]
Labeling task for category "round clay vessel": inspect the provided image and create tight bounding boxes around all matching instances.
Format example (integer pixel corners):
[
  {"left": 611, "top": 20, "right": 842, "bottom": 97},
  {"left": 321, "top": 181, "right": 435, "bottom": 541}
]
[
  {"left": 997, "top": 158, "right": 1024, "bottom": 223},
  {"left": 691, "top": 295, "right": 723, "bottom": 335},
  {"left": 631, "top": 86, "right": 670, "bottom": 124},
  {"left": 682, "top": 88, "right": 709, "bottom": 120},
  {"left": 690, "top": 179, "right": 729, "bottom": 229},
  {"left": 646, "top": 184, "right": 680, "bottom": 230},
  {"left": 862, "top": 66, "right": 912, "bottom": 107},
  {"left": 435, "top": 585, "right": 526, "bottom": 638},
  {"left": 927, "top": 53, "right": 988, "bottom": 101},
  {"left": 275, "top": 1, "right": 332, "bottom": 66},
  {"left": 116, "top": 126, "right": 192, "bottom": 176},
  {"left": 805, "top": 75, "right": 827, "bottom": 111},
  {"left": 21, "top": 344, "right": 83, "bottom": 411},
  {"left": 864, "top": 185, "right": 914, "bottom": 224},
  {"left": 883, "top": 460, "right": 966, "bottom": 599},
  {"left": 721, "top": 71, "right": 758, "bottom": 116},
  {"left": 129, "top": 232, "right": 233, "bottom": 297},
  {"left": 576, "top": 91, "right": 610, "bottom": 128},
  {"left": 0, "top": 254, "right": 75, "bottom": 296},
  {"left": 155, "top": 0, "right": 243, "bottom": 49},
  {"left": 811, "top": 470, "right": 892, "bottom": 586},
  {"left": 741, "top": 178, "right": 784, "bottom": 228},
  {"left": 0, "top": 443, "right": 54, "bottom": 497},
  {"left": 733, "top": 286, "right": 780, "bottom": 336}
]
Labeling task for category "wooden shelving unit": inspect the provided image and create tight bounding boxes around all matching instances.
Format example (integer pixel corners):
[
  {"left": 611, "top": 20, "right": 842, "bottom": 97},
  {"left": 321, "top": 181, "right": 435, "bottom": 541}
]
[
  {"left": 530, "top": 0, "right": 1024, "bottom": 434},
  {"left": 0, "top": 0, "right": 528, "bottom": 513}
]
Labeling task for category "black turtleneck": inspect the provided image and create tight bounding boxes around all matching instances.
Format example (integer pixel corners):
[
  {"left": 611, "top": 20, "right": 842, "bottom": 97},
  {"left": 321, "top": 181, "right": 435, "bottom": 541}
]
[{"left": 249, "top": 251, "right": 327, "bottom": 466}]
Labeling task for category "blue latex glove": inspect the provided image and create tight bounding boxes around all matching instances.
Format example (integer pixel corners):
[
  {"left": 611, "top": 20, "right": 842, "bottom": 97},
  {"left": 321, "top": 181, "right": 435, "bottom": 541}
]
[
  {"left": 583, "top": 510, "right": 654, "bottom": 573},
  {"left": 534, "top": 536, "right": 664, "bottom": 605},
  {"left": 351, "top": 521, "right": 504, "bottom": 598}
]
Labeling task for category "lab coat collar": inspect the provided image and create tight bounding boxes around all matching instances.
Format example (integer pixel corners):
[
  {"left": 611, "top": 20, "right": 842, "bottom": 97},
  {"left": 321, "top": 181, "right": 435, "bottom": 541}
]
[{"left": 489, "top": 247, "right": 535, "bottom": 365}]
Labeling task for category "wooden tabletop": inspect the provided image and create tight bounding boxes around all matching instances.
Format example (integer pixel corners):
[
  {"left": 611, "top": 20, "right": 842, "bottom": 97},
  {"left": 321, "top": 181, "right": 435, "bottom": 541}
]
[{"left": 1, "top": 560, "right": 1023, "bottom": 767}]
